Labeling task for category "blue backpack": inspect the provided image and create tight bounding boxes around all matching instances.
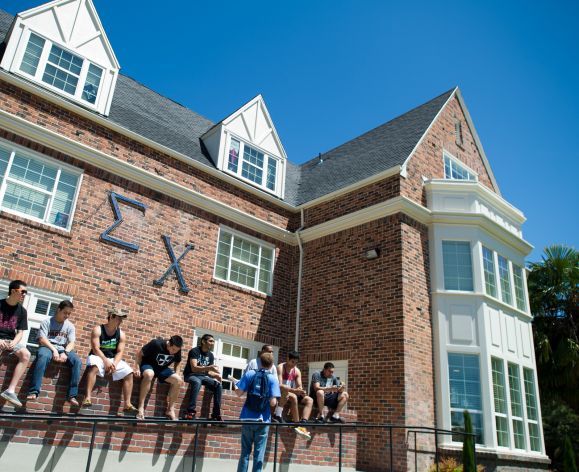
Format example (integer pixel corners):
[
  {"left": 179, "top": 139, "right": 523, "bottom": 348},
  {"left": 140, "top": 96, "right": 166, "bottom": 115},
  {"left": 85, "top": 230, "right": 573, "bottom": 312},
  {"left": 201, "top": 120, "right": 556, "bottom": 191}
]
[{"left": 245, "top": 369, "right": 270, "bottom": 412}]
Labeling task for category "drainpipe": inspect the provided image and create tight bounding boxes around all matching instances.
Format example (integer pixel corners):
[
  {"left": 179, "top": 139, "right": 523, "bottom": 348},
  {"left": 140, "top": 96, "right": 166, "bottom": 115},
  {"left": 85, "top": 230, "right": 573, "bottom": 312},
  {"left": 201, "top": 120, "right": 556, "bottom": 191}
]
[{"left": 294, "top": 208, "right": 305, "bottom": 352}]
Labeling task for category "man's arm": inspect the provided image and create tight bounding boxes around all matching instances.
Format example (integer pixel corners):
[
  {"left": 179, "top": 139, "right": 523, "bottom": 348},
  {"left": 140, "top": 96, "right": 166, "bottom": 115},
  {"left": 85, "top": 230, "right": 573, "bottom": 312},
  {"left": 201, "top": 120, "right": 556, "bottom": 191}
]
[
  {"left": 37, "top": 319, "right": 59, "bottom": 361},
  {"left": 114, "top": 330, "right": 126, "bottom": 366},
  {"left": 133, "top": 349, "right": 143, "bottom": 377},
  {"left": 294, "top": 367, "right": 306, "bottom": 395},
  {"left": 90, "top": 326, "right": 115, "bottom": 372}
]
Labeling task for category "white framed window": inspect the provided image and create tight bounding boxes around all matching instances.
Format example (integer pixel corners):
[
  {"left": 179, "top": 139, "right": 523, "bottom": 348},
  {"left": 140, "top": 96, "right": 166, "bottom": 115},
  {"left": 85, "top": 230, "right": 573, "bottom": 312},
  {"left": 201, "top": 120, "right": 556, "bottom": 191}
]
[
  {"left": 491, "top": 358, "right": 510, "bottom": 447},
  {"left": 226, "top": 136, "right": 280, "bottom": 194},
  {"left": 0, "top": 141, "right": 82, "bottom": 230},
  {"left": 443, "top": 152, "right": 477, "bottom": 181},
  {"left": 17, "top": 31, "right": 104, "bottom": 108},
  {"left": 523, "top": 368, "right": 542, "bottom": 452},
  {"left": 0, "top": 281, "right": 71, "bottom": 355},
  {"left": 497, "top": 255, "right": 513, "bottom": 306},
  {"left": 442, "top": 241, "right": 474, "bottom": 291},
  {"left": 214, "top": 226, "right": 275, "bottom": 295},
  {"left": 192, "top": 330, "right": 277, "bottom": 391},
  {"left": 448, "top": 353, "right": 484, "bottom": 444},
  {"left": 512, "top": 265, "right": 527, "bottom": 311},
  {"left": 482, "top": 246, "right": 498, "bottom": 298},
  {"left": 507, "top": 363, "right": 526, "bottom": 450}
]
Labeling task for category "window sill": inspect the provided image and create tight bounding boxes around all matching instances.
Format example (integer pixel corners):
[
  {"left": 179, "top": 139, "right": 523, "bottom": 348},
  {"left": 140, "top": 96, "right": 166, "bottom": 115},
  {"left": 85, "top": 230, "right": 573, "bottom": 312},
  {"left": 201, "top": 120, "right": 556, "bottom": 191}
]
[
  {"left": 210, "top": 278, "right": 268, "bottom": 299},
  {"left": 0, "top": 210, "right": 72, "bottom": 239}
]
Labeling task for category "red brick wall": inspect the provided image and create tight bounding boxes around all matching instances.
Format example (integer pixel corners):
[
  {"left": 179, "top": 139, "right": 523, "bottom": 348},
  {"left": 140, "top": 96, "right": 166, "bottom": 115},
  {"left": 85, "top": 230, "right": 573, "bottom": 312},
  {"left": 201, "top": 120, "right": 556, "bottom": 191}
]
[{"left": 401, "top": 95, "right": 497, "bottom": 206}]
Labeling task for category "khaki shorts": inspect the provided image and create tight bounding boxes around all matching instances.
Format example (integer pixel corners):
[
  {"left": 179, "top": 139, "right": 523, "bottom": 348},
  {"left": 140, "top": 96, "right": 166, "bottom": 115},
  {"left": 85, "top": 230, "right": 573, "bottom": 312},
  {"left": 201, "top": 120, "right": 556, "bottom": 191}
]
[
  {"left": 0, "top": 342, "right": 26, "bottom": 355},
  {"left": 87, "top": 355, "right": 133, "bottom": 381}
]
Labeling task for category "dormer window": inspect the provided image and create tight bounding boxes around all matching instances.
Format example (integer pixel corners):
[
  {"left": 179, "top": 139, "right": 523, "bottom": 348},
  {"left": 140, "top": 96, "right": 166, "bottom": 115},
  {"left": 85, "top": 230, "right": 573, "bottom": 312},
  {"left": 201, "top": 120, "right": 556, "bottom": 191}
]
[
  {"left": 19, "top": 32, "right": 103, "bottom": 107},
  {"left": 227, "top": 138, "right": 278, "bottom": 192},
  {"left": 444, "top": 152, "right": 477, "bottom": 181}
]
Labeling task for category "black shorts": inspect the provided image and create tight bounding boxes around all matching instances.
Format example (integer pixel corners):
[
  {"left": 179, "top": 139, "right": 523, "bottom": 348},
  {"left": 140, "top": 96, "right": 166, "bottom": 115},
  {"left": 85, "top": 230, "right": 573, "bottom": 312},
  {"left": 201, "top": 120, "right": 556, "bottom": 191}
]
[{"left": 324, "top": 392, "right": 339, "bottom": 409}]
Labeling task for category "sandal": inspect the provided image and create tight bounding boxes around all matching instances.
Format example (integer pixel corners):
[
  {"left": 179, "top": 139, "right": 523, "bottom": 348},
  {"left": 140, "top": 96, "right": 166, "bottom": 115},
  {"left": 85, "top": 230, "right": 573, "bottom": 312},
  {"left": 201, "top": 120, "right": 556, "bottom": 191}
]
[
  {"left": 136, "top": 411, "right": 145, "bottom": 420},
  {"left": 26, "top": 393, "right": 38, "bottom": 401},
  {"left": 123, "top": 404, "right": 138, "bottom": 414},
  {"left": 81, "top": 398, "right": 92, "bottom": 408},
  {"left": 165, "top": 409, "right": 178, "bottom": 421},
  {"left": 68, "top": 397, "right": 80, "bottom": 407}
]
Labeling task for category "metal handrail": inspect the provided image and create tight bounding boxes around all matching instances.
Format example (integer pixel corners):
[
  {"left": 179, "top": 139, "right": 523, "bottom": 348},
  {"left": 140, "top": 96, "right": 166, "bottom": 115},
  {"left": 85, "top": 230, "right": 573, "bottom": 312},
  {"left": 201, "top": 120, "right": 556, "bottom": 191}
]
[{"left": 0, "top": 412, "right": 477, "bottom": 472}]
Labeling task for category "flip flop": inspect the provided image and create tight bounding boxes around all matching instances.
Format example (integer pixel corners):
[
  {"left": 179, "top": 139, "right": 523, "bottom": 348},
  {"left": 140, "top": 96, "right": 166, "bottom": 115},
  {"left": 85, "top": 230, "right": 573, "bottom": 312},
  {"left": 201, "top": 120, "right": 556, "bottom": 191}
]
[
  {"left": 123, "top": 404, "right": 138, "bottom": 414},
  {"left": 69, "top": 397, "right": 80, "bottom": 407},
  {"left": 165, "top": 410, "right": 178, "bottom": 421},
  {"left": 26, "top": 393, "right": 38, "bottom": 401},
  {"left": 81, "top": 398, "right": 92, "bottom": 408},
  {"left": 136, "top": 411, "right": 145, "bottom": 420}
]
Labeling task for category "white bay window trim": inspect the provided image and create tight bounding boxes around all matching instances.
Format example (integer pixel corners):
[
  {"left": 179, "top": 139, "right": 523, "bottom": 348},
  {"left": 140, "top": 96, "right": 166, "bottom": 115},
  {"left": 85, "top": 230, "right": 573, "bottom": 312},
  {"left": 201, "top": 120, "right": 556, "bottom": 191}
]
[
  {"left": 0, "top": 139, "right": 83, "bottom": 231},
  {"left": 224, "top": 133, "right": 282, "bottom": 195},
  {"left": 213, "top": 225, "right": 275, "bottom": 295},
  {"left": 13, "top": 29, "right": 105, "bottom": 110}
]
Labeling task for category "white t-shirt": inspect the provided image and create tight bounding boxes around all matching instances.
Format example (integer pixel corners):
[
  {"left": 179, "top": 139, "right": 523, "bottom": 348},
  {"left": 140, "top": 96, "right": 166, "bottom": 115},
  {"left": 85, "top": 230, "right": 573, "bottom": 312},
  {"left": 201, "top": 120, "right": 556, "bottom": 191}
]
[{"left": 244, "top": 357, "right": 277, "bottom": 375}]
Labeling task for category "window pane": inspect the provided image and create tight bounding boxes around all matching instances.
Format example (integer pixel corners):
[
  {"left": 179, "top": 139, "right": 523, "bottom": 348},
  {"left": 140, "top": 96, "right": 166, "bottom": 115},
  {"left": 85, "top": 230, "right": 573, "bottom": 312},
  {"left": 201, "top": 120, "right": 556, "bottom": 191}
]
[
  {"left": 492, "top": 358, "right": 507, "bottom": 414},
  {"left": 232, "top": 237, "right": 260, "bottom": 265},
  {"left": 228, "top": 139, "right": 240, "bottom": 173},
  {"left": 508, "top": 363, "right": 523, "bottom": 417},
  {"left": 241, "top": 145, "right": 264, "bottom": 184},
  {"left": 513, "top": 264, "right": 527, "bottom": 311},
  {"left": 498, "top": 256, "right": 513, "bottom": 305},
  {"left": 266, "top": 157, "right": 277, "bottom": 191},
  {"left": 35, "top": 299, "right": 50, "bottom": 315},
  {"left": 482, "top": 247, "right": 497, "bottom": 297},
  {"left": 230, "top": 260, "right": 256, "bottom": 288},
  {"left": 442, "top": 241, "right": 473, "bottom": 291},
  {"left": 444, "top": 155, "right": 476, "bottom": 181},
  {"left": 9, "top": 154, "right": 57, "bottom": 191},
  {"left": 2, "top": 181, "right": 49, "bottom": 219},
  {"left": 20, "top": 33, "right": 45, "bottom": 76},
  {"left": 0, "top": 147, "right": 10, "bottom": 178},
  {"left": 496, "top": 416, "right": 510, "bottom": 447},
  {"left": 43, "top": 63, "right": 79, "bottom": 95},
  {"left": 49, "top": 171, "right": 78, "bottom": 228},
  {"left": 258, "top": 247, "right": 273, "bottom": 294},
  {"left": 523, "top": 368, "right": 538, "bottom": 421},
  {"left": 451, "top": 410, "right": 484, "bottom": 445},
  {"left": 82, "top": 63, "right": 102, "bottom": 104},
  {"left": 47, "top": 45, "right": 83, "bottom": 75},
  {"left": 528, "top": 423, "right": 541, "bottom": 452},
  {"left": 43, "top": 44, "right": 83, "bottom": 95},
  {"left": 512, "top": 419, "right": 526, "bottom": 449}
]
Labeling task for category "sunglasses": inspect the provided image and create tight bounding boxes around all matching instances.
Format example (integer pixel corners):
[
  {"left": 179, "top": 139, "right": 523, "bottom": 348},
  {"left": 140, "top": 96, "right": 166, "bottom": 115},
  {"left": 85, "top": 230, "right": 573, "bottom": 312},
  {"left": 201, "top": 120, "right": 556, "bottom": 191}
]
[{"left": 14, "top": 289, "right": 28, "bottom": 295}]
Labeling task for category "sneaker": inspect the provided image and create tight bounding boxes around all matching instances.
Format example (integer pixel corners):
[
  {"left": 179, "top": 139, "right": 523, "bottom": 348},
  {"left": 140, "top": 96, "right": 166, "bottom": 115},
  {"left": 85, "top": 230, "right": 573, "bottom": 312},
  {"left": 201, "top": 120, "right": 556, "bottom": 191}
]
[
  {"left": 1, "top": 390, "right": 22, "bottom": 408},
  {"left": 314, "top": 415, "right": 326, "bottom": 424},
  {"left": 211, "top": 415, "right": 225, "bottom": 427},
  {"left": 328, "top": 415, "right": 345, "bottom": 424},
  {"left": 272, "top": 415, "right": 285, "bottom": 423},
  {"left": 183, "top": 412, "right": 196, "bottom": 421},
  {"left": 294, "top": 426, "right": 312, "bottom": 440}
]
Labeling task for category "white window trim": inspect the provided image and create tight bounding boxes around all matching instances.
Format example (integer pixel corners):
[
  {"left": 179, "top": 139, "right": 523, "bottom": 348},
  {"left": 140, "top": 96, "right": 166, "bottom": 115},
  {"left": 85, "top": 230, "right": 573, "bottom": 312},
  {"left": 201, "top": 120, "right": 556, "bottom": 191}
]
[
  {"left": 0, "top": 138, "right": 83, "bottom": 231},
  {"left": 223, "top": 132, "right": 282, "bottom": 196},
  {"left": 13, "top": 28, "right": 106, "bottom": 111},
  {"left": 443, "top": 150, "right": 478, "bottom": 181},
  {"left": 0, "top": 280, "right": 72, "bottom": 352},
  {"left": 213, "top": 225, "right": 276, "bottom": 295}
]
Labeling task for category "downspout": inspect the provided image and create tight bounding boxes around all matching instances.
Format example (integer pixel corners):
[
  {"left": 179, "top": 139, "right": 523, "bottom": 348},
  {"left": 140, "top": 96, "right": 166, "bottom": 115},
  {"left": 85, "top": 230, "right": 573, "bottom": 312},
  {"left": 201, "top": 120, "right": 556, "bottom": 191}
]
[{"left": 294, "top": 208, "right": 305, "bottom": 352}]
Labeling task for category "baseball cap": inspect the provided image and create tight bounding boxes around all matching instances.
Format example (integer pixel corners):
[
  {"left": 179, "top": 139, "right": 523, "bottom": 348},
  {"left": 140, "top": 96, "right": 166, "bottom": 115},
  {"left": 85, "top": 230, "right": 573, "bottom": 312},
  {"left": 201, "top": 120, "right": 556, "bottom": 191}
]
[{"left": 108, "top": 308, "right": 128, "bottom": 318}]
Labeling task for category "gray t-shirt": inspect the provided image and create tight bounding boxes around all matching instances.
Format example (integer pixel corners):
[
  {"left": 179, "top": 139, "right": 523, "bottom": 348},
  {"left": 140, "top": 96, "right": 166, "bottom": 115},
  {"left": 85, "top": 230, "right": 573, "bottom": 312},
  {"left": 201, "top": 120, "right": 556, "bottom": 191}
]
[
  {"left": 39, "top": 317, "right": 76, "bottom": 351},
  {"left": 244, "top": 357, "right": 277, "bottom": 376},
  {"left": 309, "top": 371, "right": 339, "bottom": 398}
]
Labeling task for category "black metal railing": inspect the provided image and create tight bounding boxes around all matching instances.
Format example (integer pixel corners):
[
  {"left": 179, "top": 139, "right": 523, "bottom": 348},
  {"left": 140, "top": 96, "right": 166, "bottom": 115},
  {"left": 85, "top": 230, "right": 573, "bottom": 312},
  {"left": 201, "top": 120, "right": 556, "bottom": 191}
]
[{"left": 0, "top": 412, "right": 476, "bottom": 472}]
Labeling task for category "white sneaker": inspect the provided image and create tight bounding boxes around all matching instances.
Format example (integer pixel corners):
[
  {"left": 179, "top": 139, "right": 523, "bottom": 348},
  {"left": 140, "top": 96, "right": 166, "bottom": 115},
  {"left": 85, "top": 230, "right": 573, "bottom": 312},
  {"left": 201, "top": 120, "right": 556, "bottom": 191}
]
[{"left": 294, "top": 426, "right": 311, "bottom": 440}]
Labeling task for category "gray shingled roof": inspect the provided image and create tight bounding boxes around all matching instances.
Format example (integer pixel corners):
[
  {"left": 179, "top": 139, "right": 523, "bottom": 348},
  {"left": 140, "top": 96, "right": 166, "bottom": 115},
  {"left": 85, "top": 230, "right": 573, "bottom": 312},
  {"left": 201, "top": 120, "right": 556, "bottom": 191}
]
[{"left": 0, "top": 9, "right": 453, "bottom": 207}]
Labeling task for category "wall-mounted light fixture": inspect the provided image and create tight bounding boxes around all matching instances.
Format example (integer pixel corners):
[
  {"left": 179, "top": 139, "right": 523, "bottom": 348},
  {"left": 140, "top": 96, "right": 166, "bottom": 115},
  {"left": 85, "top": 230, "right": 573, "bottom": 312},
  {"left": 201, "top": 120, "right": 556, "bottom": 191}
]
[{"left": 364, "top": 248, "right": 380, "bottom": 260}]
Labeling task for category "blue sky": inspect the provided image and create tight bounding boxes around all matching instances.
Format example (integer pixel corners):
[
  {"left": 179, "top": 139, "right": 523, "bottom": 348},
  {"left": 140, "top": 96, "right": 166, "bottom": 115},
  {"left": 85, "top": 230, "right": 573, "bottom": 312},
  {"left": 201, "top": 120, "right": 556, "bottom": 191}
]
[{"left": 3, "top": 0, "right": 578, "bottom": 262}]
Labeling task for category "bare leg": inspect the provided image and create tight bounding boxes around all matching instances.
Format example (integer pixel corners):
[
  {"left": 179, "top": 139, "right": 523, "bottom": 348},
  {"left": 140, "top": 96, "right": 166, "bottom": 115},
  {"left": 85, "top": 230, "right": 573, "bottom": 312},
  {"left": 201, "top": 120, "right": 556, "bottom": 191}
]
[
  {"left": 164, "top": 374, "right": 182, "bottom": 419},
  {"left": 301, "top": 396, "right": 314, "bottom": 420},
  {"left": 84, "top": 366, "right": 98, "bottom": 402},
  {"left": 7, "top": 348, "right": 30, "bottom": 392},
  {"left": 287, "top": 393, "right": 299, "bottom": 422},
  {"left": 137, "top": 370, "right": 154, "bottom": 418},
  {"left": 315, "top": 390, "right": 325, "bottom": 418},
  {"left": 335, "top": 392, "right": 349, "bottom": 414},
  {"left": 122, "top": 373, "right": 134, "bottom": 407}
]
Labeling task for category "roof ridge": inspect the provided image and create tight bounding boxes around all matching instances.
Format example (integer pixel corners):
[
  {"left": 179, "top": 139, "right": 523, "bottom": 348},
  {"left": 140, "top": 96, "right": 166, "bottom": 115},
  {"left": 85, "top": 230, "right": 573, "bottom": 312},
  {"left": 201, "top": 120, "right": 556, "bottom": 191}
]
[{"left": 299, "top": 87, "right": 456, "bottom": 169}]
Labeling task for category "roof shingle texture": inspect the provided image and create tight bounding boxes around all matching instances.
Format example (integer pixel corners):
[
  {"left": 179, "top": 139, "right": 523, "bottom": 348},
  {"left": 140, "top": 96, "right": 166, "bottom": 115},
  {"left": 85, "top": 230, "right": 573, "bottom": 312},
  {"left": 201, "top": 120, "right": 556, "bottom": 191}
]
[{"left": 0, "top": 9, "right": 452, "bottom": 207}]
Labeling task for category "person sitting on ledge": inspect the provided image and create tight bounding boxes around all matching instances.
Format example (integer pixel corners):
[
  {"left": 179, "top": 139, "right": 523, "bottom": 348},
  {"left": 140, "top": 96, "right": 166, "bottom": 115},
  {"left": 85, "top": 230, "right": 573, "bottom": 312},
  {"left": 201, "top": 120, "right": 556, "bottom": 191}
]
[
  {"left": 134, "top": 335, "right": 183, "bottom": 420},
  {"left": 244, "top": 344, "right": 277, "bottom": 375},
  {"left": 27, "top": 300, "right": 81, "bottom": 406},
  {"left": 82, "top": 308, "right": 137, "bottom": 413},
  {"left": 183, "top": 333, "right": 223, "bottom": 421},
  {"left": 309, "top": 362, "right": 349, "bottom": 423},
  {"left": 0, "top": 279, "right": 31, "bottom": 408}
]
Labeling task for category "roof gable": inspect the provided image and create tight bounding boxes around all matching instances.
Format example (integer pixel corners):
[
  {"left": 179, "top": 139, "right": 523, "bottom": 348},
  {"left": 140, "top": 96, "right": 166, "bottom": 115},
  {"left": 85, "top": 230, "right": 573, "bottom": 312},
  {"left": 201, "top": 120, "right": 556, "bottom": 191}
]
[{"left": 16, "top": 0, "right": 118, "bottom": 69}]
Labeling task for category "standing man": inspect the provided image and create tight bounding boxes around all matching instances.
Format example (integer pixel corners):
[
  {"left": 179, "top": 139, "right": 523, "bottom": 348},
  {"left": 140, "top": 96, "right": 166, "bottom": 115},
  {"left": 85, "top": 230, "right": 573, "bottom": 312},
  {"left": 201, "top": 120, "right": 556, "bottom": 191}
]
[
  {"left": 309, "top": 362, "right": 349, "bottom": 423},
  {"left": 183, "top": 333, "right": 223, "bottom": 421},
  {"left": 275, "top": 351, "right": 313, "bottom": 439},
  {"left": 82, "top": 308, "right": 136, "bottom": 413},
  {"left": 244, "top": 344, "right": 276, "bottom": 375},
  {"left": 27, "top": 300, "right": 81, "bottom": 406},
  {"left": 235, "top": 351, "right": 280, "bottom": 472},
  {"left": 0, "top": 280, "right": 31, "bottom": 407},
  {"left": 134, "top": 335, "right": 183, "bottom": 420}
]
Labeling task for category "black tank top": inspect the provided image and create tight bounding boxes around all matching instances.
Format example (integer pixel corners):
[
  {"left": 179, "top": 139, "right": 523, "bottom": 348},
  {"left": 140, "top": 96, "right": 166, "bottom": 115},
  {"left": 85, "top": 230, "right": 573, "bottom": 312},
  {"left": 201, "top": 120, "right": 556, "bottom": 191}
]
[{"left": 91, "top": 324, "right": 121, "bottom": 358}]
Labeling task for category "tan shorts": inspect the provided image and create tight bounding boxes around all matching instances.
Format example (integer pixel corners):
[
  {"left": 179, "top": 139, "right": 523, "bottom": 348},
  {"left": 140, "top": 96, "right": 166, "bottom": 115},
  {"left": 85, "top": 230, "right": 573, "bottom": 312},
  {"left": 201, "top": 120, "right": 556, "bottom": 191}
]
[{"left": 87, "top": 355, "right": 132, "bottom": 381}]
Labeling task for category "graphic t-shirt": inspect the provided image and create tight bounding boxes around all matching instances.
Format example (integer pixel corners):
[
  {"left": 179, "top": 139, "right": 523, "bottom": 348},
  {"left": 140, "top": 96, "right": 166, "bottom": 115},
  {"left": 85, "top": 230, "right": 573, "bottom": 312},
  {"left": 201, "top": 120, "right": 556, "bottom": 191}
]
[
  {"left": 0, "top": 299, "right": 28, "bottom": 340},
  {"left": 141, "top": 338, "right": 181, "bottom": 369},
  {"left": 39, "top": 317, "right": 75, "bottom": 351},
  {"left": 309, "top": 371, "right": 339, "bottom": 398},
  {"left": 183, "top": 346, "right": 215, "bottom": 378},
  {"left": 90, "top": 325, "right": 121, "bottom": 358},
  {"left": 237, "top": 369, "right": 281, "bottom": 421}
]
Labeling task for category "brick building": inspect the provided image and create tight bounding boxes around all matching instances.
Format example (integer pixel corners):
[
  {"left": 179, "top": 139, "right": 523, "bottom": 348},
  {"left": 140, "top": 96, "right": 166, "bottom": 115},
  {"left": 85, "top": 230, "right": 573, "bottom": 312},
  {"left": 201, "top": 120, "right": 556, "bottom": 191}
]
[{"left": 0, "top": 1, "right": 549, "bottom": 471}]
